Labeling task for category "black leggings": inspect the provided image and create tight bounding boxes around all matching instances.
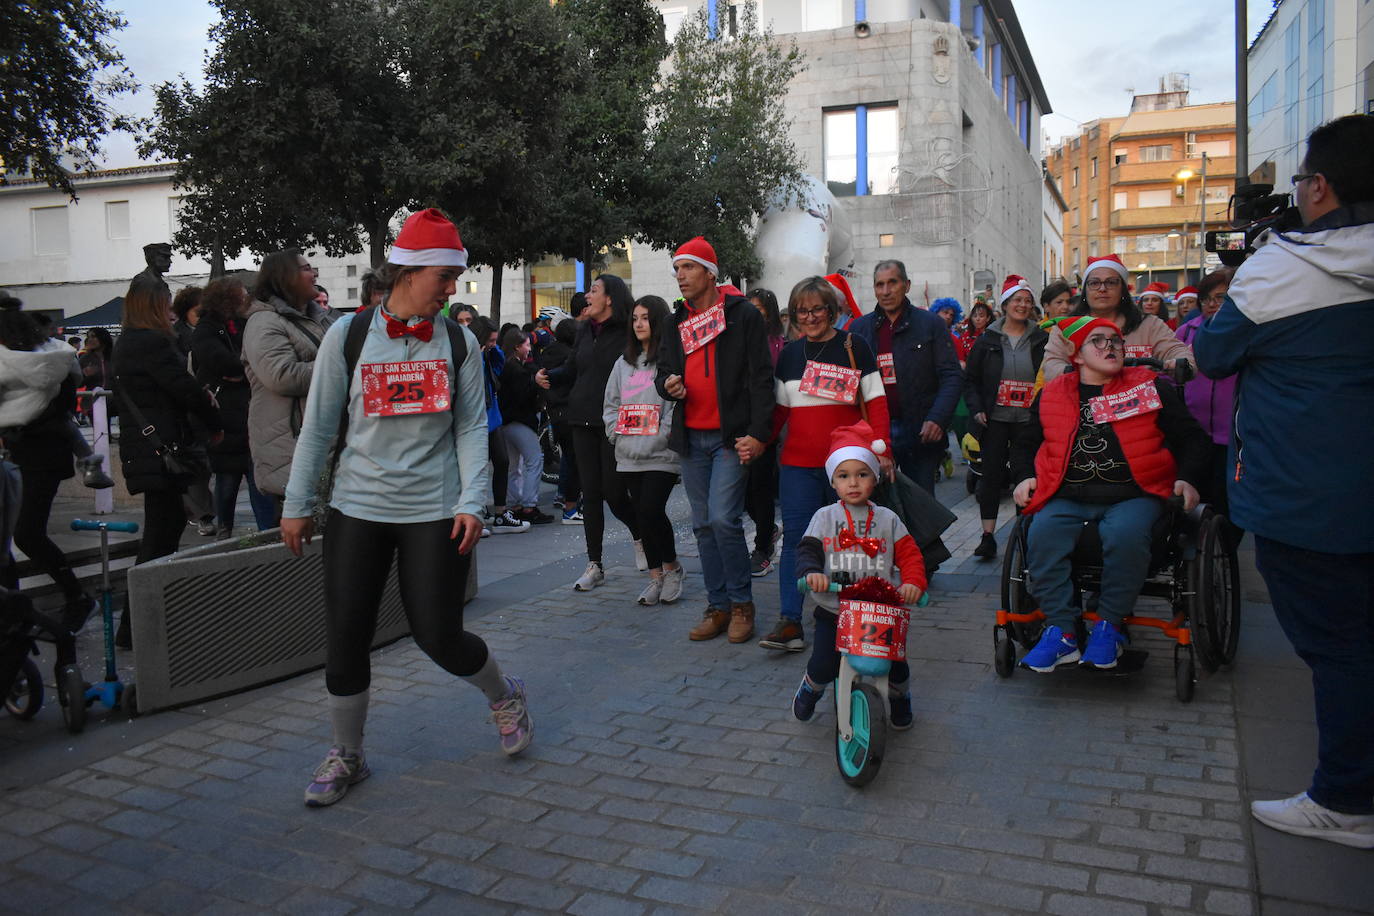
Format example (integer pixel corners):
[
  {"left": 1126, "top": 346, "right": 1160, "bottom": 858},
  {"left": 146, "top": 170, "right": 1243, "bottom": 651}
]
[
  {"left": 323, "top": 509, "right": 488, "bottom": 696},
  {"left": 625, "top": 471, "right": 678, "bottom": 570},
  {"left": 488, "top": 428, "right": 509, "bottom": 507},
  {"left": 570, "top": 425, "right": 637, "bottom": 564},
  {"left": 11, "top": 471, "right": 82, "bottom": 602},
  {"left": 976, "top": 419, "right": 1021, "bottom": 523},
  {"left": 745, "top": 442, "right": 779, "bottom": 554},
  {"left": 138, "top": 488, "right": 187, "bottom": 564}
]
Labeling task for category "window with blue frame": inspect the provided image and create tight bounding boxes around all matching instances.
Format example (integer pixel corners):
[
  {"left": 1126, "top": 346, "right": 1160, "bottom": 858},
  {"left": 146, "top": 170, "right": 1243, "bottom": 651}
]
[{"left": 823, "top": 105, "right": 900, "bottom": 197}]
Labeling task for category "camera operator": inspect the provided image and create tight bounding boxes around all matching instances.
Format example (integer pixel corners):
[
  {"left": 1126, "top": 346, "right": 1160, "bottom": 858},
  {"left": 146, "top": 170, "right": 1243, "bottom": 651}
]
[{"left": 1195, "top": 114, "right": 1374, "bottom": 848}]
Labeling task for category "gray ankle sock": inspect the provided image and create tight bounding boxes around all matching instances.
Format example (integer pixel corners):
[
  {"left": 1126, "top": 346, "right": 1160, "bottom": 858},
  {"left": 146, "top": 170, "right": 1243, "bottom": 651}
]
[
  {"left": 462, "top": 653, "right": 509, "bottom": 704},
  {"left": 329, "top": 690, "right": 369, "bottom": 755}
]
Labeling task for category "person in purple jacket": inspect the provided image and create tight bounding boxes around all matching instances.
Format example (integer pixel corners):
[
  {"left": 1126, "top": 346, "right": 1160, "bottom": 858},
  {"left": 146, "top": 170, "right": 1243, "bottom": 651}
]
[{"left": 1174, "top": 269, "right": 1235, "bottom": 521}]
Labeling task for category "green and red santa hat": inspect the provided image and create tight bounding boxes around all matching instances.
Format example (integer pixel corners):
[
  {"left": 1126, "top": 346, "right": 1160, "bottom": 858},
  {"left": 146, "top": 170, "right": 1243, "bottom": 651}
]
[{"left": 1040, "top": 315, "right": 1121, "bottom": 353}]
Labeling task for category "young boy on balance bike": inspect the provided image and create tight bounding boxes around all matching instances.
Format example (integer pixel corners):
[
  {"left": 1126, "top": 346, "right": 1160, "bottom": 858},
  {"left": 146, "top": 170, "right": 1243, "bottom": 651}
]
[
  {"left": 1011, "top": 317, "right": 1209, "bottom": 671},
  {"left": 792, "top": 422, "right": 926, "bottom": 726}
]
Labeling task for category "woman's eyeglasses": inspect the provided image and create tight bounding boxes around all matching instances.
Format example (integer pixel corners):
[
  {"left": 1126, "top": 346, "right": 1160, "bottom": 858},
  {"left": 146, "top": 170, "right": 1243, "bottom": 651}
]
[
  {"left": 1086, "top": 335, "right": 1125, "bottom": 352},
  {"left": 1085, "top": 278, "right": 1123, "bottom": 291}
]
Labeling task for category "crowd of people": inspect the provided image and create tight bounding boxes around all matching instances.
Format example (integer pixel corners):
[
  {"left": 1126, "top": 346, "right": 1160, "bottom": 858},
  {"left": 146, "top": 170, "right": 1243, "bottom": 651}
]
[{"left": 0, "top": 115, "right": 1368, "bottom": 846}]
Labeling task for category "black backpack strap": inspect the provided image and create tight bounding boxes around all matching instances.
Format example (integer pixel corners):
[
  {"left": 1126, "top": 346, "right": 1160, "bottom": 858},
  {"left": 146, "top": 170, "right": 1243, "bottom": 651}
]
[
  {"left": 328, "top": 307, "right": 376, "bottom": 477},
  {"left": 438, "top": 313, "right": 468, "bottom": 375}
]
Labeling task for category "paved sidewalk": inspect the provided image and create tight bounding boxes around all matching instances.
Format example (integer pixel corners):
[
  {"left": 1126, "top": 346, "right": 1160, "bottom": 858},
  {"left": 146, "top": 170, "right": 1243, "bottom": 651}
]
[{"left": 1, "top": 473, "right": 1370, "bottom": 914}]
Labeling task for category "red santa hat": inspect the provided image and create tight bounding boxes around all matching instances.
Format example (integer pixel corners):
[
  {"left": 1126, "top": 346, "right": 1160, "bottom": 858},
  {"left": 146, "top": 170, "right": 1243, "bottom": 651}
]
[
  {"left": 1138, "top": 281, "right": 1169, "bottom": 302},
  {"left": 1045, "top": 315, "right": 1121, "bottom": 354},
  {"left": 672, "top": 237, "right": 718, "bottom": 277},
  {"left": 825, "top": 420, "right": 886, "bottom": 481},
  {"left": 1083, "top": 254, "right": 1129, "bottom": 282},
  {"left": 824, "top": 273, "right": 863, "bottom": 324},
  {"left": 389, "top": 208, "right": 467, "bottom": 267},
  {"left": 1175, "top": 286, "right": 1199, "bottom": 303},
  {"left": 998, "top": 274, "right": 1033, "bottom": 307}
]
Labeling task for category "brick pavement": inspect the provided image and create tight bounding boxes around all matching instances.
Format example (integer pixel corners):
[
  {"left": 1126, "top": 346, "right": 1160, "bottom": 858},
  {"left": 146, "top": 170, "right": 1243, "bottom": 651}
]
[{"left": 1, "top": 474, "right": 1370, "bottom": 914}]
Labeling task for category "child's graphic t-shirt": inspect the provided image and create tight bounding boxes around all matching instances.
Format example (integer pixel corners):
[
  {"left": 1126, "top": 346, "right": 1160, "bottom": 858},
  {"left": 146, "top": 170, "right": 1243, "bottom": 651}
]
[{"left": 795, "top": 501, "right": 926, "bottom": 616}]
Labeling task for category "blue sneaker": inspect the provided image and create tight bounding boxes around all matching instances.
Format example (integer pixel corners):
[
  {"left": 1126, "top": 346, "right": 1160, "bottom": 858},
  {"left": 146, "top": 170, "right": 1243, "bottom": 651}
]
[
  {"left": 792, "top": 678, "right": 824, "bottom": 722},
  {"left": 1020, "top": 625, "right": 1081, "bottom": 672},
  {"left": 889, "top": 692, "right": 913, "bottom": 731},
  {"left": 1081, "top": 620, "right": 1127, "bottom": 669}
]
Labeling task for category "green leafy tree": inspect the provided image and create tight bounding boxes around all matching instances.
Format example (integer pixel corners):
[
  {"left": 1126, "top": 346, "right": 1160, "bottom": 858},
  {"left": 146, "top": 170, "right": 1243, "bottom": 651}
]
[
  {"left": 141, "top": 0, "right": 411, "bottom": 271},
  {"left": 394, "top": 0, "right": 579, "bottom": 318},
  {"left": 543, "top": 0, "right": 666, "bottom": 272},
  {"left": 0, "top": 0, "right": 137, "bottom": 198},
  {"left": 641, "top": 1, "right": 806, "bottom": 282}
]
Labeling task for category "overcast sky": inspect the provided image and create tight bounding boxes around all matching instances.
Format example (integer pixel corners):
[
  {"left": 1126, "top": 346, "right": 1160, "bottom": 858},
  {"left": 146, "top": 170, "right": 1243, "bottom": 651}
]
[{"left": 97, "top": 0, "right": 1275, "bottom": 167}]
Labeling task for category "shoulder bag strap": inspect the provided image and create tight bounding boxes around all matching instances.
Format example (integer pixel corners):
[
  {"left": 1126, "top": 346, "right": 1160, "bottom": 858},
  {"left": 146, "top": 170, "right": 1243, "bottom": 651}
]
[{"left": 843, "top": 333, "right": 869, "bottom": 423}]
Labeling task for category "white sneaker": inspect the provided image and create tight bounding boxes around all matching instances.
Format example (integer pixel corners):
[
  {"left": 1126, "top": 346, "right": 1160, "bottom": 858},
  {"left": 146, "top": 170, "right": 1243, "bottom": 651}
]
[
  {"left": 573, "top": 561, "right": 604, "bottom": 591},
  {"left": 633, "top": 540, "right": 648, "bottom": 571},
  {"left": 659, "top": 565, "right": 685, "bottom": 603},
  {"left": 1250, "top": 792, "right": 1374, "bottom": 848},
  {"left": 637, "top": 577, "right": 662, "bottom": 606},
  {"left": 489, "top": 510, "right": 530, "bottom": 535}
]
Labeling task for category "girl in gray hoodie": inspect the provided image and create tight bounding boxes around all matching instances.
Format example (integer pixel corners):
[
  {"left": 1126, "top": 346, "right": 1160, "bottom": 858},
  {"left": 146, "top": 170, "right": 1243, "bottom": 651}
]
[{"left": 603, "top": 296, "right": 685, "bottom": 607}]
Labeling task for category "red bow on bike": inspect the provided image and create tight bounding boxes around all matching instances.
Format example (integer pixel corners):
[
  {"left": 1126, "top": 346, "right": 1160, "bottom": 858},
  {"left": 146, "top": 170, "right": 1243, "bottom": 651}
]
[
  {"left": 385, "top": 314, "right": 433, "bottom": 342},
  {"left": 837, "top": 528, "right": 881, "bottom": 558}
]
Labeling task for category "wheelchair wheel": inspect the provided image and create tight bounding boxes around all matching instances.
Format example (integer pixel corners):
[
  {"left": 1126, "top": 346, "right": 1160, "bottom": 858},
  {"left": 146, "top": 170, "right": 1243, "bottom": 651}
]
[
  {"left": 835, "top": 683, "right": 886, "bottom": 787},
  {"left": 993, "top": 626, "right": 1016, "bottom": 677},
  {"left": 5, "top": 657, "right": 43, "bottom": 720},
  {"left": 1198, "top": 514, "right": 1241, "bottom": 667},
  {"left": 57, "top": 665, "right": 87, "bottom": 735},
  {"left": 1000, "top": 516, "right": 1041, "bottom": 647},
  {"left": 1174, "top": 644, "right": 1196, "bottom": 702}
]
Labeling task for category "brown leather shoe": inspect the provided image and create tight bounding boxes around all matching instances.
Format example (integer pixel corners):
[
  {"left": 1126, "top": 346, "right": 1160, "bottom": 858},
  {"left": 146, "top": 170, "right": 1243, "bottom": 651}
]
[
  {"left": 689, "top": 606, "right": 730, "bottom": 641},
  {"left": 727, "top": 601, "right": 755, "bottom": 643}
]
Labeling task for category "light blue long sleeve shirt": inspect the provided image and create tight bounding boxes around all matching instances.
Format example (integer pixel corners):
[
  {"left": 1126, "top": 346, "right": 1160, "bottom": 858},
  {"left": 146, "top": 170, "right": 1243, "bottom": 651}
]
[{"left": 282, "top": 309, "right": 489, "bottom": 523}]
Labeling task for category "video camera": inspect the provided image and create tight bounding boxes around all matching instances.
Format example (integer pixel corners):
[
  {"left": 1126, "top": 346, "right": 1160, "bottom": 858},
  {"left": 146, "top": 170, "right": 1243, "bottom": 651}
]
[{"left": 1204, "top": 183, "right": 1302, "bottom": 267}]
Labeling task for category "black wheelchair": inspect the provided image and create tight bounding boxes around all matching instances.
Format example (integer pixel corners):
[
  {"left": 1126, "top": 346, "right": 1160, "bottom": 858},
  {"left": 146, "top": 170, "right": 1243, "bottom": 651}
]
[{"left": 993, "top": 498, "right": 1240, "bottom": 702}]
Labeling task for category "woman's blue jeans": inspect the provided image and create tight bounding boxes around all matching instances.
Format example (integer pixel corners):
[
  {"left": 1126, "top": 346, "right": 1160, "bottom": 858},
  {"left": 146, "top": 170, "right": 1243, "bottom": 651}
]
[{"left": 778, "top": 464, "right": 836, "bottom": 624}]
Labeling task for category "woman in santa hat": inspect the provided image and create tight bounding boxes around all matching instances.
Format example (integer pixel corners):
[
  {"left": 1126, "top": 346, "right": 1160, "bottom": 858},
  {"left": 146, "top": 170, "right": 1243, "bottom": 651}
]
[
  {"left": 963, "top": 275, "right": 1049, "bottom": 560},
  {"left": 1041, "top": 255, "right": 1193, "bottom": 380},
  {"left": 279, "top": 208, "right": 532, "bottom": 809},
  {"left": 1137, "top": 281, "right": 1175, "bottom": 330}
]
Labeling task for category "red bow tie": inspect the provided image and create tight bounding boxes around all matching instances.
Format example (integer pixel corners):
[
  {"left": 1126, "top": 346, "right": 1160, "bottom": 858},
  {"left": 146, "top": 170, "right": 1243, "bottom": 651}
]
[
  {"left": 385, "top": 314, "right": 433, "bottom": 342},
  {"left": 837, "top": 527, "right": 882, "bottom": 558}
]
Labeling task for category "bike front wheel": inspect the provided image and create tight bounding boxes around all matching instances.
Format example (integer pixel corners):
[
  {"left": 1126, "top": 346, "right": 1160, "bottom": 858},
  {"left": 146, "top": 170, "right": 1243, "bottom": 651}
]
[{"left": 835, "top": 682, "right": 887, "bottom": 787}]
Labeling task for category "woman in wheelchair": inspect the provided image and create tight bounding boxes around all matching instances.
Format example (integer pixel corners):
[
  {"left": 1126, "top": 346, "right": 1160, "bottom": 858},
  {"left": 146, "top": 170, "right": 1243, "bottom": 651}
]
[{"left": 1009, "top": 316, "right": 1210, "bottom": 671}]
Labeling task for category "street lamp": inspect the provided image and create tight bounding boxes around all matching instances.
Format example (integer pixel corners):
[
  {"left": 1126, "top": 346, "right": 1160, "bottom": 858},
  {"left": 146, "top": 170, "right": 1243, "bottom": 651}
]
[
  {"left": 1137, "top": 261, "right": 1151, "bottom": 286},
  {"left": 1175, "top": 168, "right": 1195, "bottom": 285}
]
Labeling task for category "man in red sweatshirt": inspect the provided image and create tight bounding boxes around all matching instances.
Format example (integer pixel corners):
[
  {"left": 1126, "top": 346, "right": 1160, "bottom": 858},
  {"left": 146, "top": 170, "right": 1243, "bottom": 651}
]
[{"left": 656, "top": 238, "right": 776, "bottom": 644}]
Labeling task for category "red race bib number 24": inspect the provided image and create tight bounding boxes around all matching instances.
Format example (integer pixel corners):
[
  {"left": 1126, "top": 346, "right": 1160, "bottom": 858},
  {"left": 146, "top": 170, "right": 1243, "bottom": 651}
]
[{"left": 835, "top": 599, "right": 910, "bottom": 660}]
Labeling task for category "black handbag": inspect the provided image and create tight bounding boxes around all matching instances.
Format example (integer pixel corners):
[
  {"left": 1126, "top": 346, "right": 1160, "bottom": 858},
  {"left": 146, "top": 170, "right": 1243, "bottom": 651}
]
[{"left": 116, "top": 391, "right": 208, "bottom": 480}]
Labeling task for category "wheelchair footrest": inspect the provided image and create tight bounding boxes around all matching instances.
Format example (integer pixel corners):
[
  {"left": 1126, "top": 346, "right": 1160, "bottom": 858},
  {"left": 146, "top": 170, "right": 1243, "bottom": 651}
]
[{"left": 1079, "top": 647, "right": 1149, "bottom": 675}]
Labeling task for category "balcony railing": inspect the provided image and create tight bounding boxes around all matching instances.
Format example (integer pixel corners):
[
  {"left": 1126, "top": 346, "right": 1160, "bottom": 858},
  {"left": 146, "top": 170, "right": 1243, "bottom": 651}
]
[{"left": 1111, "top": 155, "right": 1237, "bottom": 186}]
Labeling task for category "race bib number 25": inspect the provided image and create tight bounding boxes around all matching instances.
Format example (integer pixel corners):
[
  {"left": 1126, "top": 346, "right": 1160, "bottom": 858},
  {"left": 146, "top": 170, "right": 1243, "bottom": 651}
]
[{"left": 361, "top": 360, "right": 450, "bottom": 417}]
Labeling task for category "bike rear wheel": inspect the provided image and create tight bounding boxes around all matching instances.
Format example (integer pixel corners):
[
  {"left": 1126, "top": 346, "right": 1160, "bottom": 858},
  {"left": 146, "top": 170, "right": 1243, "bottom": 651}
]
[
  {"left": 835, "top": 682, "right": 887, "bottom": 787},
  {"left": 5, "top": 657, "right": 43, "bottom": 720}
]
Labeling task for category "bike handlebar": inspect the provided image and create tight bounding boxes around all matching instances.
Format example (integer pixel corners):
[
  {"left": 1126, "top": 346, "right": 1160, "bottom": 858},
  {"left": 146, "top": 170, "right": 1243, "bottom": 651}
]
[
  {"left": 795, "top": 578, "right": 930, "bottom": 607},
  {"left": 71, "top": 519, "right": 140, "bottom": 533}
]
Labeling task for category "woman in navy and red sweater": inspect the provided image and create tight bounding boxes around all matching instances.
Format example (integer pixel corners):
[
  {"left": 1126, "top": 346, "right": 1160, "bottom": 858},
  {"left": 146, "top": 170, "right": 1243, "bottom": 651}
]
[{"left": 758, "top": 276, "right": 891, "bottom": 653}]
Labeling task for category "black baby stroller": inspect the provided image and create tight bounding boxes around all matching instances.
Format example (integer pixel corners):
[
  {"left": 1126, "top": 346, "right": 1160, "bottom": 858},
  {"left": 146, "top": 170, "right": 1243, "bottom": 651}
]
[{"left": 1, "top": 448, "right": 88, "bottom": 733}]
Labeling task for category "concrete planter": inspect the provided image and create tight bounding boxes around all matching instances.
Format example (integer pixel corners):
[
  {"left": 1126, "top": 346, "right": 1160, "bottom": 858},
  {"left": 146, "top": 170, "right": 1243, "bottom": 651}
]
[{"left": 125, "top": 529, "right": 477, "bottom": 715}]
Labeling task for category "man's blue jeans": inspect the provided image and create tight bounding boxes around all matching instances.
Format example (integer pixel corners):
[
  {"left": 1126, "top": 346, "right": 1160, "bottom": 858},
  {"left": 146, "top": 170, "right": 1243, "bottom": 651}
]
[
  {"left": 778, "top": 465, "right": 835, "bottom": 624},
  {"left": 890, "top": 417, "right": 943, "bottom": 495},
  {"left": 1254, "top": 536, "right": 1374, "bottom": 814},
  {"left": 680, "top": 429, "right": 752, "bottom": 608},
  {"left": 1025, "top": 496, "right": 1163, "bottom": 629}
]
